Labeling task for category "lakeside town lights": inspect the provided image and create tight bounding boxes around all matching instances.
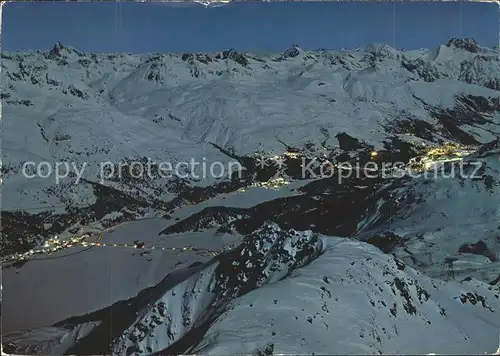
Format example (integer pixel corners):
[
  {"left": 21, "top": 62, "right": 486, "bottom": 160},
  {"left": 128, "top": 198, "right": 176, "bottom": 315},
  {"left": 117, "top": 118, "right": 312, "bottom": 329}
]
[{"left": 3, "top": 233, "right": 220, "bottom": 264}]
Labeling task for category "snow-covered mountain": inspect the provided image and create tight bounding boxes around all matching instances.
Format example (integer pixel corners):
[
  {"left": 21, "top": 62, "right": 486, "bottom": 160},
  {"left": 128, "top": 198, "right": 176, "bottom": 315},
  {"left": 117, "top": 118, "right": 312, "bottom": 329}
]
[{"left": 2, "top": 38, "right": 499, "bottom": 354}]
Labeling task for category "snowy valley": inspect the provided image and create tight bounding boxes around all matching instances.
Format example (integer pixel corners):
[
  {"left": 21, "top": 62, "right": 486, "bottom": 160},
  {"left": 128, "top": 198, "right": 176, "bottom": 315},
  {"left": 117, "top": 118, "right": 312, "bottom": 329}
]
[{"left": 1, "top": 38, "right": 500, "bottom": 354}]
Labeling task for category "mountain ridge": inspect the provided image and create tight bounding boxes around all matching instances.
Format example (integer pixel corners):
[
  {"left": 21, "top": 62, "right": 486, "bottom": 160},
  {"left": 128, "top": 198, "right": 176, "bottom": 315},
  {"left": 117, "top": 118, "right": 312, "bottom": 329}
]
[{"left": 2, "top": 38, "right": 499, "bottom": 354}]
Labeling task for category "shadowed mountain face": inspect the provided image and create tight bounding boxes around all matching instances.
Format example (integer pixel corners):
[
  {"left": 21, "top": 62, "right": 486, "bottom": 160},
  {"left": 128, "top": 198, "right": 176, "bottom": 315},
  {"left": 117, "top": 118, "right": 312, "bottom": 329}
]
[{"left": 2, "top": 39, "right": 500, "bottom": 355}]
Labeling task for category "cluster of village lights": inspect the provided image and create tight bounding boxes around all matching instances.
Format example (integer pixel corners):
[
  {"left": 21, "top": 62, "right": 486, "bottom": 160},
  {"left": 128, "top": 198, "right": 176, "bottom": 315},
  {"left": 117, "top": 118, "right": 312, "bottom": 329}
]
[
  {"left": 3, "top": 233, "right": 222, "bottom": 264},
  {"left": 3, "top": 142, "right": 475, "bottom": 265}
]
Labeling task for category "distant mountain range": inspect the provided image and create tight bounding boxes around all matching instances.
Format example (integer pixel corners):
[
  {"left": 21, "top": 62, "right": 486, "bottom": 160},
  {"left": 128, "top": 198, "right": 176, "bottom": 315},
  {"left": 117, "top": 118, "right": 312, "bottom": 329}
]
[{"left": 2, "top": 38, "right": 499, "bottom": 354}]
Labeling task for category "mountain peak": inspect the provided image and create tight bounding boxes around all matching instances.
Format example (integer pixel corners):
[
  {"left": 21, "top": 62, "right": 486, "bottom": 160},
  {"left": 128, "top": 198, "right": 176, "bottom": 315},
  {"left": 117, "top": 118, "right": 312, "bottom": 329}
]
[
  {"left": 281, "top": 44, "right": 302, "bottom": 59},
  {"left": 47, "top": 42, "right": 81, "bottom": 58},
  {"left": 446, "top": 37, "right": 479, "bottom": 53},
  {"left": 215, "top": 48, "right": 249, "bottom": 66},
  {"left": 49, "top": 41, "right": 65, "bottom": 55}
]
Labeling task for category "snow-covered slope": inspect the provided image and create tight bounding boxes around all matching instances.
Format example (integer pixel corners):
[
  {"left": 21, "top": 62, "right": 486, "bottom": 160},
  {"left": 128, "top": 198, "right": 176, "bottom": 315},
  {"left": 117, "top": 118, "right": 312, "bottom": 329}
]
[
  {"left": 2, "top": 38, "right": 500, "bottom": 354},
  {"left": 2, "top": 322, "right": 100, "bottom": 355},
  {"left": 192, "top": 227, "right": 499, "bottom": 355},
  {"left": 357, "top": 139, "right": 500, "bottom": 284},
  {"left": 4, "top": 224, "right": 499, "bottom": 355}
]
